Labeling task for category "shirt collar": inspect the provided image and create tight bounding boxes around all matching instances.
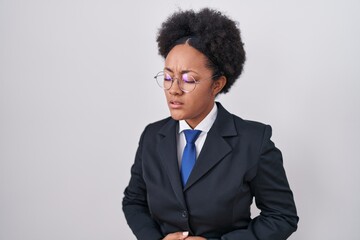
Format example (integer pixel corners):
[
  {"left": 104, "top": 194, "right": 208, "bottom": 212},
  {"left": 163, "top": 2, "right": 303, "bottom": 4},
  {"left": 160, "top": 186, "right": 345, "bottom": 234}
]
[{"left": 178, "top": 103, "right": 218, "bottom": 134}]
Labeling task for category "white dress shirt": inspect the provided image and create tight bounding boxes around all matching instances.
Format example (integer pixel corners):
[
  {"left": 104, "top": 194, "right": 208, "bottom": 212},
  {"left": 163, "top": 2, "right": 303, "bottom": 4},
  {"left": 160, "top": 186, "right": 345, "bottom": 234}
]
[{"left": 177, "top": 103, "right": 218, "bottom": 167}]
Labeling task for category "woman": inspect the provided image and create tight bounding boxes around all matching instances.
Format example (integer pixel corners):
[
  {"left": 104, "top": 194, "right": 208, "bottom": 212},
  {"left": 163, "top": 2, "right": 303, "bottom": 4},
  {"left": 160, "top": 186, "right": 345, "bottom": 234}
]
[{"left": 122, "top": 8, "right": 298, "bottom": 240}]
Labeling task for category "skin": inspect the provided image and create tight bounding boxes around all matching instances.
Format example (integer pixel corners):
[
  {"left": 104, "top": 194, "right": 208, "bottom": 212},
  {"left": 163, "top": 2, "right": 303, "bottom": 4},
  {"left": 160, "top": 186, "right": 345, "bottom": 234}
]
[
  {"left": 163, "top": 231, "right": 206, "bottom": 240},
  {"left": 164, "top": 43, "right": 226, "bottom": 129},
  {"left": 162, "top": 44, "right": 226, "bottom": 239}
]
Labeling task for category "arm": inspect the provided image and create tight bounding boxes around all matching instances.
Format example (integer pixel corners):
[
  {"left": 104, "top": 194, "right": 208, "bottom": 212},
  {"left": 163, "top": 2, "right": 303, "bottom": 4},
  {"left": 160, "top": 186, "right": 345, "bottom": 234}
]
[
  {"left": 122, "top": 128, "right": 163, "bottom": 240},
  {"left": 221, "top": 125, "right": 299, "bottom": 240}
]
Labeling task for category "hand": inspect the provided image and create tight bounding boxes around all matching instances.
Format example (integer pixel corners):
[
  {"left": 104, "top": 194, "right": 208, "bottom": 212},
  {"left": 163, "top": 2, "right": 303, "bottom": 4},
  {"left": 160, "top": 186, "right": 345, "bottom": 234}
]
[
  {"left": 163, "top": 231, "right": 189, "bottom": 240},
  {"left": 162, "top": 231, "right": 207, "bottom": 240}
]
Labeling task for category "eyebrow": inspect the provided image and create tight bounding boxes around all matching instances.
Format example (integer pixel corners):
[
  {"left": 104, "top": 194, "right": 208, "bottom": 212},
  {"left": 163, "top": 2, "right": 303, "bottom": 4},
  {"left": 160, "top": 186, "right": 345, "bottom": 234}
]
[{"left": 164, "top": 67, "right": 198, "bottom": 75}]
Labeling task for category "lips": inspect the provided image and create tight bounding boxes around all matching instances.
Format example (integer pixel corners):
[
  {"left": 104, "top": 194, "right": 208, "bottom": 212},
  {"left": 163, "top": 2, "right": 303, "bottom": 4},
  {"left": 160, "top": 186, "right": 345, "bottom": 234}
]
[{"left": 169, "top": 100, "right": 184, "bottom": 109}]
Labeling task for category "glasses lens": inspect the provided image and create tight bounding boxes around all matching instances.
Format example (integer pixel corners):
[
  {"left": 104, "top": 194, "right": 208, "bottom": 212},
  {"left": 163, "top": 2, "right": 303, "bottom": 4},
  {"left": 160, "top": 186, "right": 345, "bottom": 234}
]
[
  {"left": 155, "top": 72, "right": 172, "bottom": 90},
  {"left": 180, "top": 73, "right": 196, "bottom": 92},
  {"left": 155, "top": 72, "right": 197, "bottom": 92}
]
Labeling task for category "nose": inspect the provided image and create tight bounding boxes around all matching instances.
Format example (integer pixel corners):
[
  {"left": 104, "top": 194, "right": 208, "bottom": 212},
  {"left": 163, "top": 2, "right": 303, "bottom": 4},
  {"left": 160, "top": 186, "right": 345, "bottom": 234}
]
[{"left": 168, "top": 78, "right": 183, "bottom": 95}]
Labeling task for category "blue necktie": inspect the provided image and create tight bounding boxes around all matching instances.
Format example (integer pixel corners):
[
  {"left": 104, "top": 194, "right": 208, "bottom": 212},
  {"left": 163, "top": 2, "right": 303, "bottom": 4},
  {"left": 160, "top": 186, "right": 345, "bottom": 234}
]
[{"left": 181, "top": 130, "right": 201, "bottom": 186}]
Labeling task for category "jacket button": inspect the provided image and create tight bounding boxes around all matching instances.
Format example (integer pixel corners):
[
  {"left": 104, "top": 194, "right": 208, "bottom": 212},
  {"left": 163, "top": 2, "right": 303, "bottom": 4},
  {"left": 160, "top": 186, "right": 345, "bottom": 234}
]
[{"left": 181, "top": 210, "right": 188, "bottom": 218}]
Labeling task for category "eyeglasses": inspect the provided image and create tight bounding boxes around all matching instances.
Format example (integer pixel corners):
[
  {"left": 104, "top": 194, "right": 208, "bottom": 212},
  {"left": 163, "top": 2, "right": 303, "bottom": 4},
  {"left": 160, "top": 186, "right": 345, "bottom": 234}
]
[{"left": 154, "top": 71, "right": 218, "bottom": 93}]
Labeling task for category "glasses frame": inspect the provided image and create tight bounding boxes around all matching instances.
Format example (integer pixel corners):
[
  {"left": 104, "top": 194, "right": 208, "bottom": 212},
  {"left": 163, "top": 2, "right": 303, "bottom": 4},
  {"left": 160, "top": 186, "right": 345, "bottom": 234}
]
[{"left": 154, "top": 71, "right": 219, "bottom": 93}]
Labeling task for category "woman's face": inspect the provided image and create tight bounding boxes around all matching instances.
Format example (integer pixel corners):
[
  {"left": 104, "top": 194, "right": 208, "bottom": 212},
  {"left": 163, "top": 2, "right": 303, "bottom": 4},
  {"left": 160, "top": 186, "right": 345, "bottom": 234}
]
[{"left": 163, "top": 43, "right": 225, "bottom": 128}]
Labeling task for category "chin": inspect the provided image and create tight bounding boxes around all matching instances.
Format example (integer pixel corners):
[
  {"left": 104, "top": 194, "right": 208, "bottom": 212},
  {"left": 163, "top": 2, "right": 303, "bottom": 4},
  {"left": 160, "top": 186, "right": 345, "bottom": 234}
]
[
  {"left": 170, "top": 114, "right": 184, "bottom": 121},
  {"left": 169, "top": 111, "right": 185, "bottom": 121}
]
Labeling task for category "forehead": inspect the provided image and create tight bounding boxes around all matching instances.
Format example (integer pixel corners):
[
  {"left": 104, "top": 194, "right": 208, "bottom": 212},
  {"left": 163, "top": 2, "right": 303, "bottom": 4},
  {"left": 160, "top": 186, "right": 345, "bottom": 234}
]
[{"left": 164, "top": 44, "right": 209, "bottom": 72}]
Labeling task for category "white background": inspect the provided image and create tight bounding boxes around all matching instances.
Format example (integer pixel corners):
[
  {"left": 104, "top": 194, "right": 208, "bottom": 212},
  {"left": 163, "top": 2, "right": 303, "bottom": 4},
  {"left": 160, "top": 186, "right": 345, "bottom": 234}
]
[{"left": 1, "top": 0, "right": 359, "bottom": 239}]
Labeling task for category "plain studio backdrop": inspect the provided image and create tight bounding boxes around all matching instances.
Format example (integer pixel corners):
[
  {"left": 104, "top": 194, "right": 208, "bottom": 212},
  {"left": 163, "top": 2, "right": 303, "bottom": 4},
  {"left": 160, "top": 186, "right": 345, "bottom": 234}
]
[{"left": 1, "top": 0, "right": 359, "bottom": 239}]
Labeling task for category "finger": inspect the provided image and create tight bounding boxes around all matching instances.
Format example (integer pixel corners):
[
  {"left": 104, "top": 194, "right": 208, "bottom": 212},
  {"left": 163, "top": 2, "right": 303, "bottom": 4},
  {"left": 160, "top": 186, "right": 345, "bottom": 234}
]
[
  {"left": 181, "top": 231, "right": 189, "bottom": 239},
  {"left": 163, "top": 231, "right": 189, "bottom": 240},
  {"left": 185, "top": 237, "right": 206, "bottom": 240}
]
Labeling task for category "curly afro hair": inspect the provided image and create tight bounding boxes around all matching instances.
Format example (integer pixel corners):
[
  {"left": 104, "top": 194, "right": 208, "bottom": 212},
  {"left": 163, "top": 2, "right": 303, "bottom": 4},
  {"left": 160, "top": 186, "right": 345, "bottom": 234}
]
[{"left": 156, "top": 8, "right": 246, "bottom": 94}]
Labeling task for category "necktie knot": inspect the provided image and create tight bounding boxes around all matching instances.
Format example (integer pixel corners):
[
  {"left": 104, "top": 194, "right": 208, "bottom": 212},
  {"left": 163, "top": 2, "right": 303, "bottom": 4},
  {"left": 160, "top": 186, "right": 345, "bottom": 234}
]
[{"left": 183, "top": 130, "right": 201, "bottom": 144}]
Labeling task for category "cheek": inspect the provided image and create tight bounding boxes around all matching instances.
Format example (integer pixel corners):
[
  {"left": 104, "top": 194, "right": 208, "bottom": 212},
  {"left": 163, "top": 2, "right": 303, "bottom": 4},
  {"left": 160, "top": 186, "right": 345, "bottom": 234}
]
[
  {"left": 184, "top": 93, "right": 210, "bottom": 114},
  {"left": 164, "top": 90, "right": 171, "bottom": 99},
  {"left": 195, "top": 87, "right": 214, "bottom": 103}
]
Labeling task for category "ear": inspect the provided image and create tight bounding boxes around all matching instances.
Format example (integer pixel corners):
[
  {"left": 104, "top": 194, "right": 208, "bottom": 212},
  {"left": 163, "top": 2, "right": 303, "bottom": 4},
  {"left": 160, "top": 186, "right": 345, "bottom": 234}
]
[{"left": 212, "top": 76, "right": 227, "bottom": 96}]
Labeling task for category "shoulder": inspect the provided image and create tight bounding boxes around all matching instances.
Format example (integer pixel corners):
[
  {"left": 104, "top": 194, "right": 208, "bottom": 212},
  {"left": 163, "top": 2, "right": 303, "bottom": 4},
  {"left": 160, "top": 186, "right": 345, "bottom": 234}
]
[
  {"left": 138, "top": 116, "right": 176, "bottom": 140},
  {"left": 144, "top": 116, "right": 174, "bottom": 132},
  {"left": 231, "top": 115, "right": 272, "bottom": 150},
  {"left": 216, "top": 102, "right": 271, "bottom": 139},
  {"left": 234, "top": 115, "right": 271, "bottom": 137},
  {"left": 135, "top": 117, "right": 174, "bottom": 146}
]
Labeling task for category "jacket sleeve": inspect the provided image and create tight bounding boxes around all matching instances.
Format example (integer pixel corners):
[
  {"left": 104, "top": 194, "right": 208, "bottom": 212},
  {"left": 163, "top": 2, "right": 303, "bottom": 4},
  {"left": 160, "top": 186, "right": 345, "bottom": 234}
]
[
  {"left": 122, "top": 127, "right": 163, "bottom": 240},
  {"left": 220, "top": 125, "right": 299, "bottom": 240}
]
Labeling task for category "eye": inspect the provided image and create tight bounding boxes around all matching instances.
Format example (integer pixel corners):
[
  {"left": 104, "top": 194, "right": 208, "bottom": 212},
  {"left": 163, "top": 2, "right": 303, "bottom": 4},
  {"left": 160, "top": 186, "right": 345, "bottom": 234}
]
[
  {"left": 182, "top": 73, "right": 196, "bottom": 84},
  {"left": 164, "top": 73, "right": 172, "bottom": 81}
]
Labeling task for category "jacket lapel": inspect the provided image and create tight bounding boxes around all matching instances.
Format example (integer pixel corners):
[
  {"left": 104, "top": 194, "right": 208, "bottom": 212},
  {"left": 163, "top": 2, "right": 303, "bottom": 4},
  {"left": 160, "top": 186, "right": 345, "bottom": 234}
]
[
  {"left": 157, "top": 103, "right": 238, "bottom": 197},
  {"left": 157, "top": 119, "right": 187, "bottom": 208},
  {"left": 184, "top": 103, "right": 238, "bottom": 191}
]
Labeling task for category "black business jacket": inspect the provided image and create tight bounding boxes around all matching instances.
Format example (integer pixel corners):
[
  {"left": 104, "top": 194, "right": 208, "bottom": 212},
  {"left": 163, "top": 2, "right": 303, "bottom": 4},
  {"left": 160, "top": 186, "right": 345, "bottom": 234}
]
[{"left": 123, "top": 103, "right": 298, "bottom": 240}]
